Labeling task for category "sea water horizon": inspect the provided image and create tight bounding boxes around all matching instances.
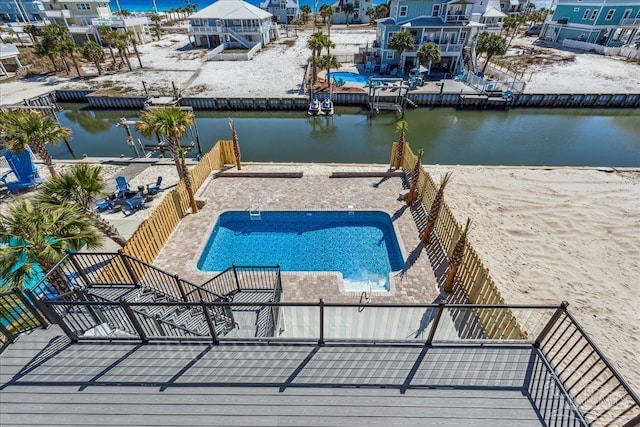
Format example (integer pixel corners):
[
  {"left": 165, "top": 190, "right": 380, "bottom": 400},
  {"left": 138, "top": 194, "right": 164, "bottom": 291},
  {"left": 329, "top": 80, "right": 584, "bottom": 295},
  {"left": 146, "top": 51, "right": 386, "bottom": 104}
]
[{"left": 111, "top": 0, "right": 385, "bottom": 13}]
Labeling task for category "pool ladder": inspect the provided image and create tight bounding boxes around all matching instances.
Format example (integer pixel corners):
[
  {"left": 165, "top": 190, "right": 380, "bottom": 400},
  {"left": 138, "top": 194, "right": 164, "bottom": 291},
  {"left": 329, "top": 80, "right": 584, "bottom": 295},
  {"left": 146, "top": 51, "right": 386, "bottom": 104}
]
[
  {"left": 249, "top": 197, "right": 262, "bottom": 220},
  {"left": 358, "top": 281, "right": 373, "bottom": 312}
]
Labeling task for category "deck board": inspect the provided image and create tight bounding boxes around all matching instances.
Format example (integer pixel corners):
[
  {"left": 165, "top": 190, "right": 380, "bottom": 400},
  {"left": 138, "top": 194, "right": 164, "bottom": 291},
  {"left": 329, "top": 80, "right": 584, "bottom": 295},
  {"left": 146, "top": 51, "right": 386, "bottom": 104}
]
[{"left": 0, "top": 326, "right": 587, "bottom": 426}]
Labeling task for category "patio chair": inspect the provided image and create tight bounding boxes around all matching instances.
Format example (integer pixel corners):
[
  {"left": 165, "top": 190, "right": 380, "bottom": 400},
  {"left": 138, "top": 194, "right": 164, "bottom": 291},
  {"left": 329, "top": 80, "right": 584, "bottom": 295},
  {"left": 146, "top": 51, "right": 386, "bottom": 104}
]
[
  {"left": 94, "top": 197, "right": 115, "bottom": 212},
  {"left": 0, "top": 149, "right": 44, "bottom": 193},
  {"left": 115, "top": 176, "right": 131, "bottom": 194},
  {"left": 121, "top": 193, "right": 146, "bottom": 217},
  {"left": 146, "top": 176, "right": 163, "bottom": 196}
]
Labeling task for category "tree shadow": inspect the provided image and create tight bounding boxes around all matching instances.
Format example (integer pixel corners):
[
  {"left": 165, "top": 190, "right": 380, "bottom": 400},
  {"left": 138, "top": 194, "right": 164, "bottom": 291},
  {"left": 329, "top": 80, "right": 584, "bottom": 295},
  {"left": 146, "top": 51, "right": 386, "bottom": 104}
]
[
  {"left": 397, "top": 242, "right": 424, "bottom": 280},
  {"left": 390, "top": 204, "right": 407, "bottom": 222},
  {"left": 372, "top": 168, "right": 398, "bottom": 188}
]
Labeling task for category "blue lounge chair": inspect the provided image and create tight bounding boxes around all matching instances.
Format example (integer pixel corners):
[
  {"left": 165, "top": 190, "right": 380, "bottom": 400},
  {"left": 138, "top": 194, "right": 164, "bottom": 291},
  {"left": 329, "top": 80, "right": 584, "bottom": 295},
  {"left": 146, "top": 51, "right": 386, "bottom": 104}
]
[
  {"left": 115, "top": 176, "right": 130, "bottom": 195},
  {"left": 94, "top": 198, "right": 114, "bottom": 212},
  {"left": 146, "top": 176, "right": 162, "bottom": 195},
  {"left": 121, "top": 193, "right": 146, "bottom": 216},
  {"left": 0, "top": 149, "right": 44, "bottom": 193}
]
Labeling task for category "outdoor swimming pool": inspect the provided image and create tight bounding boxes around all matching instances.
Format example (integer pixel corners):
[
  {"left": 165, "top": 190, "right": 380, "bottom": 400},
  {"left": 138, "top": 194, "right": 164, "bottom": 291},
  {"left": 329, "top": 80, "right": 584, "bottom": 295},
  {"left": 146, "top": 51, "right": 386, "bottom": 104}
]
[
  {"left": 197, "top": 211, "right": 405, "bottom": 291},
  {"left": 328, "top": 71, "right": 369, "bottom": 86}
]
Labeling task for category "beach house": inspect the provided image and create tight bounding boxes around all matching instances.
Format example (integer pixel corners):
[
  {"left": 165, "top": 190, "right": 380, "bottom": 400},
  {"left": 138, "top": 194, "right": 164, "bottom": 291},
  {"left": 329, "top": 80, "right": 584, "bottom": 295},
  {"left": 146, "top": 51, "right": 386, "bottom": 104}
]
[
  {"left": 372, "top": 0, "right": 478, "bottom": 75},
  {"left": 541, "top": 0, "right": 640, "bottom": 46},
  {"left": 39, "top": 0, "right": 150, "bottom": 45},
  {"left": 188, "top": 0, "right": 277, "bottom": 49},
  {"left": 329, "top": 0, "right": 374, "bottom": 25},
  {"left": 259, "top": 0, "right": 299, "bottom": 24}
]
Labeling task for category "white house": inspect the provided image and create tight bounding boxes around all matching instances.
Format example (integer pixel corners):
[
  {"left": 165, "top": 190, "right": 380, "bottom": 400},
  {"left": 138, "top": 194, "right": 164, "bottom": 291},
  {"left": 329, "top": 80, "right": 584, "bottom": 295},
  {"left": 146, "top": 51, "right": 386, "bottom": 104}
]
[{"left": 188, "top": 0, "right": 277, "bottom": 49}]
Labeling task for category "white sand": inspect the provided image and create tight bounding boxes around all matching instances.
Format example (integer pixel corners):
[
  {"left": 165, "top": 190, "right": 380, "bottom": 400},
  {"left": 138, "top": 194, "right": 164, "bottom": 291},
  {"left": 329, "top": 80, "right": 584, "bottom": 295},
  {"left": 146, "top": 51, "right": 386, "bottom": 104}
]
[
  {"left": 430, "top": 165, "right": 640, "bottom": 392},
  {"left": 2, "top": 26, "right": 639, "bottom": 104}
]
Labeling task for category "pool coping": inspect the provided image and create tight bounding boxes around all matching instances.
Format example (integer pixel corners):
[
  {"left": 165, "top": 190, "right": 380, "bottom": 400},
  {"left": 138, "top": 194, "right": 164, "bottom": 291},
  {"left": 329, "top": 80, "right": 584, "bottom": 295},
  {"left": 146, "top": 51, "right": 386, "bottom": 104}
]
[{"left": 193, "top": 208, "right": 409, "bottom": 295}]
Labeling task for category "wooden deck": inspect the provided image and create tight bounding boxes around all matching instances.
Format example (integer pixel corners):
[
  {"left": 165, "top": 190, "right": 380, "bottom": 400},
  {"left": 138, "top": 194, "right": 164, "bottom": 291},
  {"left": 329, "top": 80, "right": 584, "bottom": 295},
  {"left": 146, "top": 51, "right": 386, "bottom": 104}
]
[{"left": 0, "top": 326, "right": 587, "bottom": 426}]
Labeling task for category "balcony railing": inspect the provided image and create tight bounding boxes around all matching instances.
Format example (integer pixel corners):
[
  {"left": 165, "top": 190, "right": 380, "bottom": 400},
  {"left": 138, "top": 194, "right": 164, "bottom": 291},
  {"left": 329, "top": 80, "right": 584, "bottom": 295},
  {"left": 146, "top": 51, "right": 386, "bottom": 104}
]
[
  {"left": 443, "top": 14, "right": 469, "bottom": 24},
  {"left": 189, "top": 25, "right": 266, "bottom": 35},
  {"left": 43, "top": 9, "right": 71, "bottom": 18},
  {"left": 619, "top": 17, "right": 640, "bottom": 27}
]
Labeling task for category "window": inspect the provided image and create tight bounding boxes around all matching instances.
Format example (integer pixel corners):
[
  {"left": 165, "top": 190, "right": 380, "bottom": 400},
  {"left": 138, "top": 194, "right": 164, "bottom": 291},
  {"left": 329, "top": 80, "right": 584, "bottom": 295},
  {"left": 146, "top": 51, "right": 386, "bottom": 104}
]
[
  {"left": 636, "top": 10, "right": 640, "bottom": 18},
  {"left": 75, "top": 3, "right": 90, "bottom": 10},
  {"left": 605, "top": 9, "right": 614, "bottom": 20},
  {"left": 590, "top": 10, "right": 597, "bottom": 20},
  {"left": 622, "top": 9, "right": 631, "bottom": 19},
  {"left": 399, "top": 5, "right": 407, "bottom": 17},
  {"left": 63, "top": 4, "right": 68, "bottom": 9},
  {"left": 573, "top": 7, "right": 579, "bottom": 12},
  {"left": 582, "top": 9, "right": 589, "bottom": 19},
  {"left": 386, "top": 51, "right": 394, "bottom": 59},
  {"left": 432, "top": 4, "right": 440, "bottom": 17}
]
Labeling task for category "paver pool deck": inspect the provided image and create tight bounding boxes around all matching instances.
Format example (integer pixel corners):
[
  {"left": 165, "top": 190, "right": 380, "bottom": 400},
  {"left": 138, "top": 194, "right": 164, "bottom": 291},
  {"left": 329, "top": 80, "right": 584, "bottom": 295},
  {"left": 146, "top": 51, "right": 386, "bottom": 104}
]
[{"left": 154, "top": 163, "right": 442, "bottom": 304}]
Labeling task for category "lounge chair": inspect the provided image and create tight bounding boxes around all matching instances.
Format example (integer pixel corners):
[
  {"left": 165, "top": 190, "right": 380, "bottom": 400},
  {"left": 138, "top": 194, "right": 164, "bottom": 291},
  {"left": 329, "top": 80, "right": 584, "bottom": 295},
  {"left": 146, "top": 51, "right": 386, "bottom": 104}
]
[
  {"left": 146, "top": 176, "right": 163, "bottom": 195},
  {"left": 115, "top": 176, "right": 131, "bottom": 195},
  {"left": 94, "top": 198, "right": 115, "bottom": 212},
  {"left": 0, "top": 149, "right": 44, "bottom": 193},
  {"left": 121, "top": 193, "right": 146, "bottom": 217}
]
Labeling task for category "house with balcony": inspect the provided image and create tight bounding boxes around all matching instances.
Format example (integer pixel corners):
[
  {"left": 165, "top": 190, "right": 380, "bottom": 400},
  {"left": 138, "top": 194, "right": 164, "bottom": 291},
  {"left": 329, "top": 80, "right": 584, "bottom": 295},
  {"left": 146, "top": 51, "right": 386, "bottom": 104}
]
[
  {"left": 0, "top": 0, "right": 45, "bottom": 22},
  {"left": 470, "top": 0, "right": 507, "bottom": 32},
  {"left": 41, "top": 0, "right": 110, "bottom": 44},
  {"left": 373, "top": 0, "right": 479, "bottom": 75},
  {"left": 259, "top": 0, "right": 299, "bottom": 24},
  {"left": 330, "top": 0, "right": 373, "bottom": 25},
  {"left": 188, "top": 0, "right": 277, "bottom": 49},
  {"left": 541, "top": 0, "right": 640, "bottom": 46}
]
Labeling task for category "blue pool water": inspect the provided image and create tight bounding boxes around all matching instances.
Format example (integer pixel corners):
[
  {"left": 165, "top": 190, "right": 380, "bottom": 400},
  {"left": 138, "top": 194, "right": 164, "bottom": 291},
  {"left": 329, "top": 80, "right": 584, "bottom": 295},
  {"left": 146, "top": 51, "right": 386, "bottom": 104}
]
[
  {"left": 329, "top": 72, "right": 369, "bottom": 86},
  {"left": 197, "top": 211, "right": 405, "bottom": 290}
]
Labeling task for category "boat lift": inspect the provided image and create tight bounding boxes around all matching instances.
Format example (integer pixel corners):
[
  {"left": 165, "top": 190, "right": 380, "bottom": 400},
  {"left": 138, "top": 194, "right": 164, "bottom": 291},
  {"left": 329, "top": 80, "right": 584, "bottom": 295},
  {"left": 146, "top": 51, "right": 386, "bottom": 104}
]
[{"left": 367, "top": 77, "right": 414, "bottom": 117}]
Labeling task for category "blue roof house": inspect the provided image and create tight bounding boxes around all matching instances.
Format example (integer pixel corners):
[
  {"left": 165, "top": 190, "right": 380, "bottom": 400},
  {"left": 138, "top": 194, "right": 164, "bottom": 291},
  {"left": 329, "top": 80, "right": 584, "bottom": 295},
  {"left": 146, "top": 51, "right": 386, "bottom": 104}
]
[
  {"left": 260, "top": 0, "right": 299, "bottom": 24},
  {"left": 540, "top": 0, "right": 640, "bottom": 47},
  {"left": 373, "top": 0, "right": 480, "bottom": 76}
]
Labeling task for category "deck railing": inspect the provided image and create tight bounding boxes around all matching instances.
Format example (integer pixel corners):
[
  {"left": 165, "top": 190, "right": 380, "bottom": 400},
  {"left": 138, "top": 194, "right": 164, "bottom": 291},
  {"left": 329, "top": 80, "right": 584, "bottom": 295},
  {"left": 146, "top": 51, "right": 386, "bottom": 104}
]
[
  {"left": 0, "top": 289, "right": 48, "bottom": 352},
  {"left": 33, "top": 298, "right": 640, "bottom": 425}
]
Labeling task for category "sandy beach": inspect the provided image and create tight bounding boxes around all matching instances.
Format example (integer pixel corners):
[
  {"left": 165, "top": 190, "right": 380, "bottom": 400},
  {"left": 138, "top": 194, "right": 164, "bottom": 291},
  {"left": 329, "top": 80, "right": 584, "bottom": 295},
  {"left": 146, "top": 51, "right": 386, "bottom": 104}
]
[{"left": 428, "top": 165, "right": 640, "bottom": 392}]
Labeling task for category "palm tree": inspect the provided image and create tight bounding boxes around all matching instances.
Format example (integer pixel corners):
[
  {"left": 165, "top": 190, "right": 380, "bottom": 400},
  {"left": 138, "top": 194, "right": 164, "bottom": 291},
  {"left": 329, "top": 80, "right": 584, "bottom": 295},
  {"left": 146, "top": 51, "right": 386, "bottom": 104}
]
[
  {"left": 115, "top": 33, "right": 133, "bottom": 71},
  {"left": 135, "top": 107, "right": 199, "bottom": 213},
  {"left": 406, "top": 148, "right": 424, "bottom": 206},
  {"left": 417, "top": 42, "right": 441, "bottom": 75},
  {"left": 125, "top": 31, "right": 143, "bottom": 68},
  {"left": 319, "top": 54, "right": 340, "bottom": 88},
  {"left": 365, "top": 7, "right": 375, "bottom": 23},
  {"left": 319, "top": 4, "right": 333, "bottom": 24},
  {"left": 444, "top": 218, "right": 472, "bottom": 293},
  {"left": 23, "top": 24, "right": 38, "bottom": 43},
  {"left": 58, "top": 39, "right": 82, "bottom": 77},
  {"left": 301, "top": 5, "right": 312, "bottom": 23},
  {"left": 374, "top": 4, "right": 389, "bottom": 19},
  {"left": 308, "top": 31, "right": 327, "bottom": 84},
  {"left": 150, "top": 14, "right": 162, "bottom": 41},
  {"left": 36, "top": 164, "right": 128, "bottom": 248},
  {"left": 476, "top": 31, "right": 507, "bottom": 72},
  {"left": 502, "top": 16, "right": 517, "bottom": 36},
  {"left": 82, "top": 41, "right": 106, "bottom": 75},
  {"left": 228, "top": 119, "right": 242, "bottom": 170},
  {"left": 341, "top": 3, "right": 354, "bottom": 27},
  {"left": 98, "top": 26, "right": 119, "bottom": 68},
  {"left": 392, "top": 120, "right": 408, "bottom": 169},
  {"left": 421, "top": 172, "right": 452, "bottom": 243},
  {"left": 388, "top": 31, "right": 415, "bottom": 67},
  {"left": 0, "top": 109, "right": 71, "bottom": 179},
  {"left": 0, "top": 200, "right": 100, "bottom": 290}
]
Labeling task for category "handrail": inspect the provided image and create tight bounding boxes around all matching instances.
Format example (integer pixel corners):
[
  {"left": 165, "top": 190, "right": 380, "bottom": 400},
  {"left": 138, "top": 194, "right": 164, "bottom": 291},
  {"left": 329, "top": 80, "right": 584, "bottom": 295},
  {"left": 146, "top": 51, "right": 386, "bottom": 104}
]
[{"left": 562, "top": 309, "right": 640, "bottom": 407}]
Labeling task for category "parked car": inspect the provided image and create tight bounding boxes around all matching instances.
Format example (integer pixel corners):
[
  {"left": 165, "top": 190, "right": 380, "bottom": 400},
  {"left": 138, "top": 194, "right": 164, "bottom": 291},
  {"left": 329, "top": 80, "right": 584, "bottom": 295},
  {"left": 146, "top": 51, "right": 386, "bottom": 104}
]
[{"left": 525, "top": 25, "right": 542, "bottom": 36}]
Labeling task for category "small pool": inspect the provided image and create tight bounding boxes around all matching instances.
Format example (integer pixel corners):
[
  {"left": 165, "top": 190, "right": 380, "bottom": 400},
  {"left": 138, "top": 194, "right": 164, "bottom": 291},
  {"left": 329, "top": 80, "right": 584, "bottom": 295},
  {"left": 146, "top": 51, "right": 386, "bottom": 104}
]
[
  {"left": 329, "top": 71, "right": 369, "bottom": 86},
  {"left": 197, "top": 211, "right": 404, "bottom": 291}
]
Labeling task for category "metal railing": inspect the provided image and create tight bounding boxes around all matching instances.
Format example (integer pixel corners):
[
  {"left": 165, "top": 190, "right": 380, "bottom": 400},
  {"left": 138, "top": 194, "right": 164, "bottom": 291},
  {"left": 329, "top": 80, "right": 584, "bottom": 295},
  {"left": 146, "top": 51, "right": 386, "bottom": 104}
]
[
  {"left": 32, "top": 299, "right": 640, "bottom": 425},
  {"left": 538, "top": 305, "right": 640, "bottom": 427},
  {"left": 200, "top": 265, "right": 281, "bottom": 296},
  {"left": 0, "top": 289, "right": 47, "bottom": 352}
]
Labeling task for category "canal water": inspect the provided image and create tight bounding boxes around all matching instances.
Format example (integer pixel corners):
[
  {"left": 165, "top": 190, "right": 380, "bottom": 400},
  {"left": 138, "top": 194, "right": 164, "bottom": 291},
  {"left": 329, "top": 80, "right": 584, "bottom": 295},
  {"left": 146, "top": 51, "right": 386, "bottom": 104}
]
[{"left": 53, "top": 104, "right": 640, "bottom": 167}]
